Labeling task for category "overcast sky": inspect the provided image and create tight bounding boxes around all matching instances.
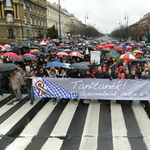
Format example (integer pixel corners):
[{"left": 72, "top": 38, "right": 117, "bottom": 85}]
[{"left": 48, "top": 0, "right": 150, "bottom": 34}]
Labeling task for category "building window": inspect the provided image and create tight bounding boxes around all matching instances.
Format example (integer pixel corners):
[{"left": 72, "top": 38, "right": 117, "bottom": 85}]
[
  {"left": 6, "top": 0, "right": 11, "bottom": 8},
  {"left": 30, "top": 17, "right": 32, "bottom": 24},
  {"left": 34, "top": 18, "right": 36, "bottom": 25},
  {"left": 35, "top": 31, "right": 37, "bottom": 37},
  {"left": 8, "top": 28, "right": 13, "bottom": 37},
  {"left": 23, "top": 3, "right": 26, "bottom": 10},
  {"left": 7, "top": 13, "right": 13, "bottom": 22},
  {"left": 24, "top": 15, "right": 27, "bottom": 23},
  {"left": 41, "top": 20, "right": 43, "bottom": 26},
  {"left": 41, "top": 9, "right": 42, "bottom": 15},
  {"left": 38, "top": 8, "right": 39, "bottom": 14},
  {"left": 38, "top": 20, "right": 40, "bottom": 26},
  {"left": 32, "top": 30, "right": 33, "bottom": 37},
  {"left": 27, "top": 30, "right": 29, "bottom": 37},
  {"left": 34, "top": 6, "right": 36, "bottom": 13},
  {"left": 30, "top": 5, "right": 32, "bottom": 12}
]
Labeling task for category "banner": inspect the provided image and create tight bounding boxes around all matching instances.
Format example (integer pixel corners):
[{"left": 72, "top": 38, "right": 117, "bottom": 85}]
[
  {"left": 33, "top": 78, "right": 150, "bottom": 100},
  {"left": 90, "top": 51, "right": 100, "bottom": 64}
]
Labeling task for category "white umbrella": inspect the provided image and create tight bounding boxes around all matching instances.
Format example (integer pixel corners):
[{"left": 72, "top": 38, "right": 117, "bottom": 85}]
[{"left": 4, "top": 44, "right": 11, "bottom": 48}]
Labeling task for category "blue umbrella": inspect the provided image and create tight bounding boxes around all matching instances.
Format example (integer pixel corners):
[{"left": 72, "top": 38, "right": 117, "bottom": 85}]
[
  {"left": 58, "top": 49, "right": 64, "bottom": 52},
  {"left": 32, "top": 43, "right": 39, "bottom": 46},
  {"left": 141, "top": 58, "right": 150, "bottom": 61},
  {"left": 25, "top": 41, "right": 32, "bottom": 44},
  {"left": 51, "top": 47, "right": 57, "bottom": 49},
  {"left": 46, "top": 61, "right": 65, "bottom": 68}
]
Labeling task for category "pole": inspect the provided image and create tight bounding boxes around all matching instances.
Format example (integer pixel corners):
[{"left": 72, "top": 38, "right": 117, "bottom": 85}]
[{"left": 59, "top": 0, "right": 61, "bottom": 39}]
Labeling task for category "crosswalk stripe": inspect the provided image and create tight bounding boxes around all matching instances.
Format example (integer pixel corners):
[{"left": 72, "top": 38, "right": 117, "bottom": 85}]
[
  {"left": 20, "top": 100, "right": 59, "bottom": 137},
  {"left": 0, "top": 94, "right": 27, "bottom": 117},
  {"left": 79, "top": 100, "right": 100, "bottom": 150},
  {"left": 132, "top": 101, "right": 150, "bottom": 149},
  {"left": 111, "top": 100, "right": 131, "bottom": 150},
  {"left": 0, "top": 98, "right": 41, "bottom": 135},
  {"left": 0, "top": 94, "right": 11, "bottom": 101},
  {"left": 5, "top": 137, "right": 32, "bottom": 150},
  {"left": 50, "top": 99, "right": 79, "bottom": 137},
  {"left": 41, "top": 138, "right": 63, "bottom": 150}
]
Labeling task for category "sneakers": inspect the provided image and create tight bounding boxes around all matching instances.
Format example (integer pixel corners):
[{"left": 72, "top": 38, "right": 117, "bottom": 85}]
[
  {"left": 53, "top": 101, "right": 56, "bottom": 105},
  {"left": 75, "top": 101, "right": 78, "bottom": 105},
  {"left": 30, "top": 101, "right": 33, "bottom": 105},
  {"left": 142, "top": 104, "right": 146, "bottom": 108},
  {"left": 83, "top": 99, "right": 90, "bottom": 104}
]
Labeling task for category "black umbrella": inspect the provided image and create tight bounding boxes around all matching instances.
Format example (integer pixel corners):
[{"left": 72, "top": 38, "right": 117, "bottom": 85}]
[
  {"left": 33, "top": 51, "right": 43, "bottom": 55},
  {"left": 29, "top": 46, "right": 40, "bottom": 50},
  {"left": 22, "top": 56, "right": 37, "bottom": 61},
  {"left": 143, "top": 48, "right": 150, "bottom": 51},
  {"left": 105, "top": 53, "right": 113, "bottom": 58},
  {"left": 20, "top": 44, "right": 30, "bottom": 48},
  {"left": 15, "top": 45, "right": 22, "bottom": 49},
  {"left": 0, "top": 63, "right": 18, "bottom": 71},
  {"left": 12, "top": 57, "right": 24, "bottom": 62},
  {"left": 69, "top": 63, "right": 89, "bottom": 69},
  {"left": 72, "top": 56, "right": 84, "bottom": 60}
]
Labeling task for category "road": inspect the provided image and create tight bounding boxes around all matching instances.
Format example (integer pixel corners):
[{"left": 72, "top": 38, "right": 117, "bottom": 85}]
[{"left": 0, "top": 93, "right": 150, "bottom": 150}]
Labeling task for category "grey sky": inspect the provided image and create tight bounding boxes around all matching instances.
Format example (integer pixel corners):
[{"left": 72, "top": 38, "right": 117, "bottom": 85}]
[{"left": 49, "top": 0, "right": 150, "bottom": 34}]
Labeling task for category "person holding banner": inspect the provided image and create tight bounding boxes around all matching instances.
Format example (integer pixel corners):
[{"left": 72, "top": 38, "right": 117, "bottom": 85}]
[{"left": 140, "top": 70, "right": 150, "bottom": 107}]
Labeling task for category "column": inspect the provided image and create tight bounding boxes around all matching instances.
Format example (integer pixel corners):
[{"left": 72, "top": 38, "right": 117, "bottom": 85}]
[
  {"left": 0, "top": 3, "right": 1, "bottom": 18},
  {"left": 14, "top": 4, "right": 16, "bottom": 19},
  {"left": 1, "top": 3, "right": 4, "bottom": 18}
]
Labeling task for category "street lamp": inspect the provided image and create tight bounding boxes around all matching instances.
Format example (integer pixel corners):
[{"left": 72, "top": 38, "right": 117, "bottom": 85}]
[
  {"left": 85, "top": 12, "right": 89, "bottom": 25},
  {"left": 124, "top": 13, "right": 129, "bottom": 40},
  {"left": 119, "top": 20, "right": 122, "bottom": 26}
]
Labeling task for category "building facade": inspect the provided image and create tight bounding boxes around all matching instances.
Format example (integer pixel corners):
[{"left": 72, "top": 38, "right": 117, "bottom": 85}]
[
  {"left": 0, "top": 0, "right": 47, "bottom": 41},
  {"left": 47, "top": 1, "right": 70, "bottom": 38}
]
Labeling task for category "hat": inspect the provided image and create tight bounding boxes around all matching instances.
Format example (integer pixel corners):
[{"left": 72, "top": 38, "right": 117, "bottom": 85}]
[
  {"left": 103, "top": 67, "right": 106, "bottom": 70},
  {"left": 17, "top": 64, "right": 21, "bottom": 68},
  {"left": 92, "top": 69, "right": 96, "bottom": 72}
]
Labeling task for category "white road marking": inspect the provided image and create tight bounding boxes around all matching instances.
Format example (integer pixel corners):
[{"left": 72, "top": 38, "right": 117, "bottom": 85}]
[
  {"left": 0, "top": 94, "right": 11, "bottom": 101},
  {"left": 0, "top": 98, "right": 41, "bottom": 135},
  {"left": 79, "top": 100, "right": 100, "bottom": 150},
  {"left": 132, "top": 101, "right": 150, "bottom": 149},
  {"left": 41, "top": 138, "right": 63, "bottom": 150},
  {"left": 0, "top": 94, "right": 27, "bottom": 117},
  {"left": 111, "top": 100, "right": 131, "bottom": 150},
  {"left": 50, "top": 99, "right": 79, "bottom": 137},
  {"left": 20, "top": 100, "right": 59, "bottom": 137}
]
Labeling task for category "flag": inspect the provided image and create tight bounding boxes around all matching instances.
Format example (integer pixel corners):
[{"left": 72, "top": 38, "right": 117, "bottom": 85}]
[
  {"left": 86, "top": 48, "right": 89, "bottom": 54},
  {"left": 39, "top": 39, "right": 45, "bottom": 44}
]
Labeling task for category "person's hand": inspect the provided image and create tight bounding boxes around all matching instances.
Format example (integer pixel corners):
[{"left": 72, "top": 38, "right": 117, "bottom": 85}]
[
  {"left": 69, "top": 77, "right": 71, "bottom": 79},
  {"left": 94, "top": 78, "right": 96, "bottom": 80},
  {"left": 140, "top": 79, "right": 142, "bottom": 81}
]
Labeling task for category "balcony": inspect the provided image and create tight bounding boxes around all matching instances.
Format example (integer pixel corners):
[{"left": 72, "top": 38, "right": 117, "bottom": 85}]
[{"left": 4, "top": 6, "right": 14, "bottom": 11}]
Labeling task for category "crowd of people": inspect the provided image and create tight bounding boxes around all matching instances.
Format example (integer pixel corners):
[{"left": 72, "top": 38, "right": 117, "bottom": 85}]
[{"left": 0, "top": 37, "right": 150, "bottom": 107}]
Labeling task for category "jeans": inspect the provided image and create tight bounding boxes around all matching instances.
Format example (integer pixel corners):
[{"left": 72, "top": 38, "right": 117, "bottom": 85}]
[
  {"left": 27, "top": 86, "right": 34, "bottom": 101},
  {"left": 14, "top": 89, "right": 22, "bottom": 101}
]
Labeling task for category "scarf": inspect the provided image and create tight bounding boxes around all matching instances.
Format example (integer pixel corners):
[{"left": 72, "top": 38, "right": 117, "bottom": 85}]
[
  {"left": 98, "top": 70, "right": 102, "bottom": 74},
  {"left": 49, "top": 74, "right": 56, "bottom": 78},
  {"left": 60, "top": 73, "right": 66, "bottom": 78}
]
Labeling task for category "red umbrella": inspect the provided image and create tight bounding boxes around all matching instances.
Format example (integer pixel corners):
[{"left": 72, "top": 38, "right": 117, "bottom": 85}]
[
  {"left": 0, "top": 45, "right": 5, "bottom": 50},
  {"left": 57, "top": 52, "right": 68, "bottom": 56},
  {"left": 3, "top": 52, "right": 18, "bottom": 58},
  {"left": 120, "top": 54, "right": 136, "bottom": 60},
  {"left": 112, "top": 47, "right": 123, "bottom": 51},
  {"left": 105, "top": 44, "right": 115, "bottom": 48},
  {"left": 126, "top": 46, "right": 132, "bottom": 50},
  {"left": 97, "top": 45, "right": 105, "bottom": 49},
  {"left": 69, "top": 52, "right": 82, "bottom": 57}
]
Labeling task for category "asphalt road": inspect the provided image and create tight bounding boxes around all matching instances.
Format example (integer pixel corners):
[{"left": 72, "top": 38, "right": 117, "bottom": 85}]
[{"left": 0, "top": 93, "right": 150, "bottom": 150}]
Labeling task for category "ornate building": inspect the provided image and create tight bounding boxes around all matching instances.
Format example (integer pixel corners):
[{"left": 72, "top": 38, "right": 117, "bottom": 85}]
[{"left": 0, "top": 0, "right": 47, "bottom": 41}]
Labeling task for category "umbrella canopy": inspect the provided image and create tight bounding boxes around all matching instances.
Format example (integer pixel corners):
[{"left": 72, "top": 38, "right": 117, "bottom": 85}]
[
  {"left": 33, "top": 51, "right": 43, "bottom": 55},
  {"left": 57, "top": 49, "right": 64, "bottom": 52},
  {"left": 102, "top": 48, "right": 110, "bottom": 51},
  {"left": 133, "top": 50, "right": 143, "bottom": 54},
  {"left": 25, "top": 41, "right": 32, "bottom": 44},
  {"left": 29, "top": 46, "right": 40, "bottom": 50},
  {"left": 62, "top": 63, "right": 71, "bottom": 69},
  {"left": 4, "top": 44, "right": 11, "bottom": 48},
  {"left": 12, "top": 57, "right": 24, "bottom": 62},
  {"left": 80, "top": 62, "right": 91, "bottom": 65},
  {"left": 105, "top": 44, "right": 115, "bottom": 48},
  {"left": 126, "top": 46, "right": 132, "bottom": 50},
  {"left": 143, "top": 48, "right": 150, "bottom": 51},
  {"left": 30, "top": 49, "right": 39, "bottom": 53},
  {"left": 3, "top": 52, "right": 18, "bottom": 58},
  {"left": 0, "top": 63, "right": 18, "bottom": 71},
  {"left": 57, "top": 52, "right": 68, "bottom": 56},
  {"left": 105, "top": 53, "right": 114, "bottom": 58},
  {"left": 69, "top": 52, "right": 82, "bottom": 57},
  {"left": 23, "top": 54, "right": 36, "bottom": 58},
  {"left": 22, "top": 56, "right": 37, "bottom": 61},
  {"left": 69, "top": 63, "right": 89, "bottom": 69},
  {"left": 130, "top": 59, "right": 141, "bottom": 61},
  {"left": 120, "top": 54, "right": 136, "bottom": 60},
  {"left": 112, "top": 47, "right": 123, "bottom": 51},
  {"left": 97, "top": 45, "right": 105, "bottom": 49},
  {"left": 46, "top": 61, "right": 65, "bottom": 68},
  {"left": 141, "top": 58, "right": 150, "bottom": 61}
]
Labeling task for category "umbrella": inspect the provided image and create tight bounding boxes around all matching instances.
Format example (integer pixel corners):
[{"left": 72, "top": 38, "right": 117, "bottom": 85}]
[
  {"left": 112, "top": 47, "right": 123, "bottom": 51},
  {"left": 57, "top": 52, "right": 68, "bottom": 56},
  {"left": 58, "top": 49, "right": 64, "bottom": 52},
  {"left": 4, "top": 44, "right": 11, "bottom": 48},
  {"left": 22, "top": 56, "right": 37, "bottom": 61},
  {"left": 29, "top": 46, "right": 40, "bottom": 50},
  {"left": 51, "top": 47, "right": 57, "bottom": 50},
  {"left": 133, "top": 50, "right": 143, "bottom": 54},
  {"left": 0, "top": 45, "right": 5, "bottom": 50},
  {"left": 105, "top": 44, "right": 115, "bottom": 48},
  {"left": 97, "top": 45, "right": 105, "bottom": 49},
  {"left": 20, "top": 43, "right": 30, "bottom": 47},
  {"left": 125, "top": 52, "right": 133, "bottom": 55},
  {"left": 10, "top": 43, "right": 18, "bottom": 45},
  {"left": 141, "top": 58, "right": 150, "bottom": 61},
  {"left": 12, "top": 57, "right": 24, "bottom": 62},
  {"left": 69, "top": 52, "right": 82, "bottom": 57},
  {"left": 62, "top": 63, "right": 71, "bottom": 69},
  {"left": 0, "top": 63, "right": 18, "bottom": 72},
  {"left": 3, "top": 52, "right": 18, "bottom": 58},
  {"left": 32, "top": 43, "right": 39, "bottom": 46},
  {"left": 143, "top": 48, "right": 150, "bottom": 51},
  {"left": 80, "top": 62, "right": 91, "bottom": 65},
  {"left": 105, "top": 53, "right": 114, "bottom": 58},
  {"left": 102, "top": 48, "right": 110, "bottom": 51},
  {"left": 69, "top": 63, "right": 89, "bottom": 69},
  {"left": 72, "top": 56, "right": 84, "bottom": 60},
  {"left": 130, "top": 59, "right": 141, "bottom": 61},
  {"left": 30, "top": 49, "right": 39, "bottom": 53},
  {"left": 120, "top": 54, "right": 136, "bottom": 60},
  {"left": 23, "top": 54, "right": 36, "bottom": 58},
  {"left": 33, "top": 51, "right": 43, "bottom": 55},
  {"left": 64, "top": 49, "right": 71, "bottom": 54},
  {"left": 144, "top": 55, "right": 150, "bottom": 58},
  {"left": 46, "top": 61, "right": 65, "bottom": 68},
  {"left": 126, "top": 46, "right": 132, "bottom": 50},
  {"left": 25, "top": 41, "right": 32, "bottom": 44}
]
